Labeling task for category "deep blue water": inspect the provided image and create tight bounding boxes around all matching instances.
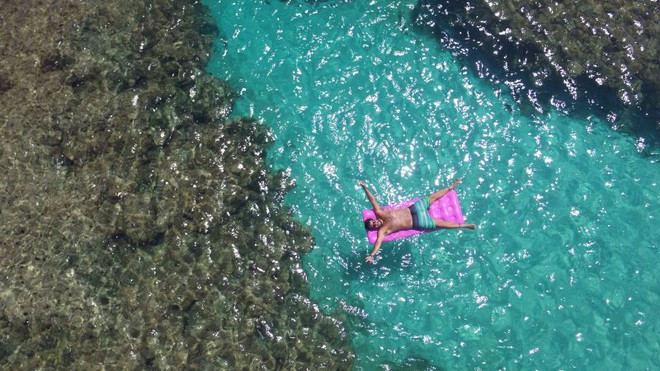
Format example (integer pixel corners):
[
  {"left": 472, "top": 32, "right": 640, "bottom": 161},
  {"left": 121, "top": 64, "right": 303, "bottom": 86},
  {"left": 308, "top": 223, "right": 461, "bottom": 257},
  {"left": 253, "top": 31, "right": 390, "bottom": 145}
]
[{"left": 204, "top": 0, "right": 659, "bottom": 368}]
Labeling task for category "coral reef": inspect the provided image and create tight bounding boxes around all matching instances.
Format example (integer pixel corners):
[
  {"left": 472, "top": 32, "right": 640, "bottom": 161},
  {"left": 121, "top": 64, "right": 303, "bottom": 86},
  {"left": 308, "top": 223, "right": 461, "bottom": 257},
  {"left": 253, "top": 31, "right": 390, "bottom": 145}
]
[
  {"left": 0, "top": 0, "right": 353, "bottom": 368},
  {"left": 413, "top": 0, "right": 658, "bottom": 119}
]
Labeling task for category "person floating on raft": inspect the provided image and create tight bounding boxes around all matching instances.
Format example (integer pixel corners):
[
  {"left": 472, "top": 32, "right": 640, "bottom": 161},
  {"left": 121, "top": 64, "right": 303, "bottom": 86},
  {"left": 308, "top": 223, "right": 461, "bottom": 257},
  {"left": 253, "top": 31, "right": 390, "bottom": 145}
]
[{"left": 359, "top": 178, "right": 476, "bottom": 263}]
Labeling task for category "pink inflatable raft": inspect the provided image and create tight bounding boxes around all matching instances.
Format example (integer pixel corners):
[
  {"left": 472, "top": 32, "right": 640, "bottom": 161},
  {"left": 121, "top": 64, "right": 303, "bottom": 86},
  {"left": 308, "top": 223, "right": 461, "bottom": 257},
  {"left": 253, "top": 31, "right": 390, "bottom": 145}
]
[{"left": 361, "top": 190, "right": 465, "bottom": 244}]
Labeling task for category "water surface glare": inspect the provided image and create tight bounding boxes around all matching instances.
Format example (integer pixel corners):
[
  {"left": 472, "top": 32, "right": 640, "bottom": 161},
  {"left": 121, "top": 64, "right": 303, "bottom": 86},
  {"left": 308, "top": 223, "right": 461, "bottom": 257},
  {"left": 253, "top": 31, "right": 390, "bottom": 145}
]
[{"left": 205, "top": 0, "right": 659, "bottom": 368}]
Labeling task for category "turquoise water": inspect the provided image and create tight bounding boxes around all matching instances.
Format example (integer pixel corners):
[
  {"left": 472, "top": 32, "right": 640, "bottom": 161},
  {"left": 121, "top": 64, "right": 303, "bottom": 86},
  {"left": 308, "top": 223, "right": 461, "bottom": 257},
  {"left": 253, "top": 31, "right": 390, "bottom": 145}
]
[{"left": 204, "top": 0, "right": 659, "bottom": 368}]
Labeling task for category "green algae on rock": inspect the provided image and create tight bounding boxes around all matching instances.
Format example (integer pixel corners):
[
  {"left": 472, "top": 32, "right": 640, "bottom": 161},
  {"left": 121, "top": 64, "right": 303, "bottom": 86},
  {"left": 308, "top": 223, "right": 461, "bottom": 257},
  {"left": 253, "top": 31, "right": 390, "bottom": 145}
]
[
  {"left": 0, "top": 0, "right": 353, "bottom": 368},
  {"left": 413, "top": 0, "right": 658, "bottom": 120},
  {"left": 480, "top": 0, "right": 657, "bottom": 107}
]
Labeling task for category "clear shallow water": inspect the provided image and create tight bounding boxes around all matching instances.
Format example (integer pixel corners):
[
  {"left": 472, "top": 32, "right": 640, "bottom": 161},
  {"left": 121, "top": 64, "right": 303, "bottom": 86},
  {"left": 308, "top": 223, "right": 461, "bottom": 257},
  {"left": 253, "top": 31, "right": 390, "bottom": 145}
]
[{"left": 204, "top": 0, "right": 659, "bottom": 368}]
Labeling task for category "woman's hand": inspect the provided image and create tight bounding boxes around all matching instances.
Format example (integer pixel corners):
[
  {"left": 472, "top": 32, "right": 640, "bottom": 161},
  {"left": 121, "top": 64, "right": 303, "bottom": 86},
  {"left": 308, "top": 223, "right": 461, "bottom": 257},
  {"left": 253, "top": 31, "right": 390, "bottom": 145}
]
[
  {"left": 358, "top": 180, "right": 366, "bottom": 187},
  {"left": 365, "top": 255, "right": 374, "bottom": 263}
]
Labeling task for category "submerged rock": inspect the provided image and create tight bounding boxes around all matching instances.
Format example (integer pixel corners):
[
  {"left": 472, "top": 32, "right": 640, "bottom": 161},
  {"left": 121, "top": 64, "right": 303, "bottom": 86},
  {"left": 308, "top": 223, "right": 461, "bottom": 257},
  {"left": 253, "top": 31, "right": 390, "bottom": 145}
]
[
  {"left": 413, "top": 0, "right": 658, "bottom": 124},
  {"left": 0, "top": 71, "right": 13, "bottom": 93},
  {"left": 0, "top": 0, "right": 353, "bottom": 368}
]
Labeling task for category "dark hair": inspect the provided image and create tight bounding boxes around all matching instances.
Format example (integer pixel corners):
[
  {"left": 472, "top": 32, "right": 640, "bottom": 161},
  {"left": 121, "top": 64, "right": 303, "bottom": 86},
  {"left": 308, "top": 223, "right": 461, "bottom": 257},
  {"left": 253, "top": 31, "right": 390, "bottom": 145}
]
[{"left": 364, "top": 219, "right": 376, "bottom": 230}]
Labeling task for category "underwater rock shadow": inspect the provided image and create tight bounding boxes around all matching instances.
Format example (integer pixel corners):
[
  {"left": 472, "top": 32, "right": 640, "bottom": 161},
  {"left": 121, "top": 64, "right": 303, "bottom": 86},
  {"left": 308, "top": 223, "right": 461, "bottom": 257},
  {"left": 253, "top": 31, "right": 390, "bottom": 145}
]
[{"left": 410, "top": 0, "right": 658, "bottom": 150}]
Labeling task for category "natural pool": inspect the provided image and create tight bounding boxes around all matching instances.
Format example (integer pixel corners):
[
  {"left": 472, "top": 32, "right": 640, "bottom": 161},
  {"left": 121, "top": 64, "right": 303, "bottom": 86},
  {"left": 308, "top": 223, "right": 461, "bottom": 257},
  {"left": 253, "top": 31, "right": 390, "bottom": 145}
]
[{"left": 205, "top": 0, "right": 659, "bottom": 368}]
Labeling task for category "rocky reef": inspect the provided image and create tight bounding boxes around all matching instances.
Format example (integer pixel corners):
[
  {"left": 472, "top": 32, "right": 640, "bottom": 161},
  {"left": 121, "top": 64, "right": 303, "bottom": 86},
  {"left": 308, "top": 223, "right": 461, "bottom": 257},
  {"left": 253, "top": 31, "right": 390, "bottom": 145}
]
[
  {"left": 413, "top": 0, "right": 658, "bottom": 130},
  {"left": 0, "top": 0, "right": 353, "bottom": 368}
]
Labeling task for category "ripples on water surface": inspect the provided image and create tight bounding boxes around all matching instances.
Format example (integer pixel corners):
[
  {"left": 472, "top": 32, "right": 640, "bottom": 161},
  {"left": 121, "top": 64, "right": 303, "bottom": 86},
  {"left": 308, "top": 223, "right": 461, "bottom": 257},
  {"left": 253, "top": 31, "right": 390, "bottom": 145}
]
[{"left": 205, "top": 0, "right": 658, "bottom": 368}]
